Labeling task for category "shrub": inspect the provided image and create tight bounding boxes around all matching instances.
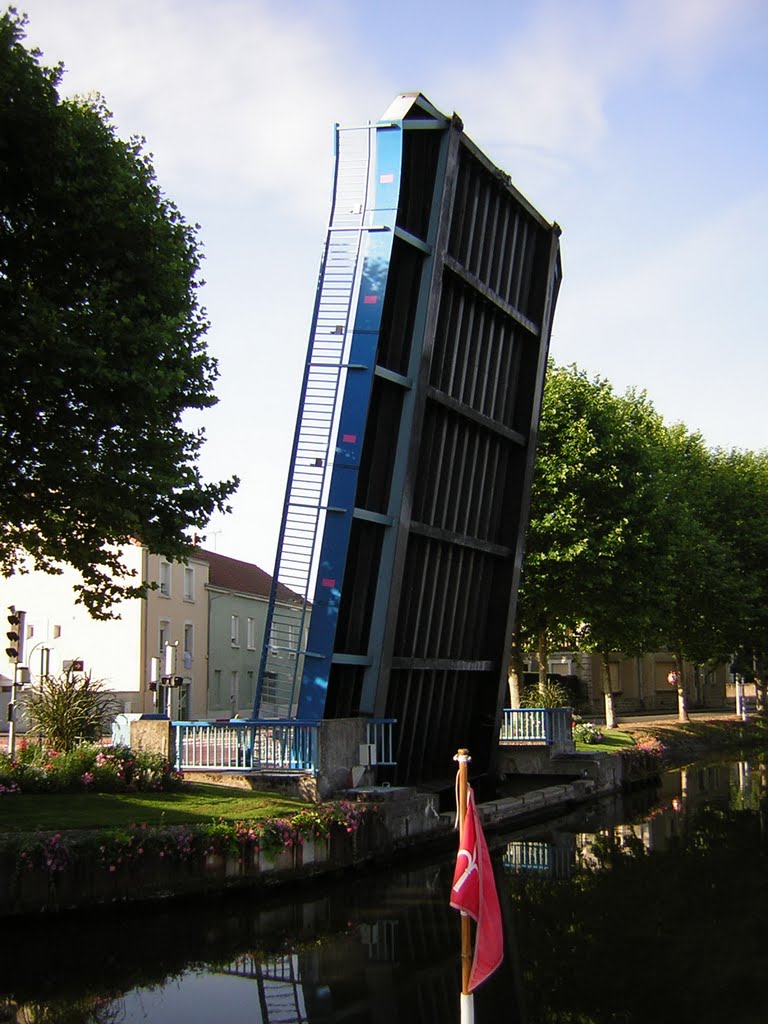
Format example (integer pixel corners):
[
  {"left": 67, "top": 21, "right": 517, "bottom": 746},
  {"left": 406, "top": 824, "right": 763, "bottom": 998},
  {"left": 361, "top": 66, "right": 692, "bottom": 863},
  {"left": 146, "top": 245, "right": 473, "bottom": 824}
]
[
  {"left": 573, "top": 720, "right": 605, "bottom": 745},
  {"left": 21, "top": 671, "right": 121, "bottom": 752},
  {"left": 520, "top": 677, "right": 573, "bottom": 708}
]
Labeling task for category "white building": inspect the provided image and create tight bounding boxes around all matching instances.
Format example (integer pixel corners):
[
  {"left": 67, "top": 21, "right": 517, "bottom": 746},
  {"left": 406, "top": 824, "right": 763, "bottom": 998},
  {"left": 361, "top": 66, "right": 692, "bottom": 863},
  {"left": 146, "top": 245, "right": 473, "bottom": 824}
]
[{"left": 0, "top": 544, "right": 210, "bottom": 728}]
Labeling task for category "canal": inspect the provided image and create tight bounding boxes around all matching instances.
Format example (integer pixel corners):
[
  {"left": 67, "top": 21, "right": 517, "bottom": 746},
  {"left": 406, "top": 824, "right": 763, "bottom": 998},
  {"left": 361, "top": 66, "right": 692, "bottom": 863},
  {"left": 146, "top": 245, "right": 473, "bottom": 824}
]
[{"left": 4, "top": 753, "right": 768, "bottom": 1023}]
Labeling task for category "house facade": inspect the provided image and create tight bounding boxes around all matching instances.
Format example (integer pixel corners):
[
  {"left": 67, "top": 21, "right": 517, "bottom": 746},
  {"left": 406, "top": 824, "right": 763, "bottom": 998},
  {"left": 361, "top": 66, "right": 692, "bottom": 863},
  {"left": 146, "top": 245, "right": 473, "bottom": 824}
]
[
  {"left": 200, "top": 549, "right": 306, "bottom": 720},
  {"left": 146, "top": 551, "right": 210, "bottom": 720},
  {"left": 531, "top": 649, "right": 729, "bottom": 714}
]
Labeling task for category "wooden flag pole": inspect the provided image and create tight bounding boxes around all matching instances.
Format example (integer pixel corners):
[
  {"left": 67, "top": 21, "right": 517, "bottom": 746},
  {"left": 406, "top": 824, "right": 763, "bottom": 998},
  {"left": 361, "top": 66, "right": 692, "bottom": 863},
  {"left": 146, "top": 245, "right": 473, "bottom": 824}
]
[{"left": 455, "top": 747, "right": 474, "bottom": 1021}]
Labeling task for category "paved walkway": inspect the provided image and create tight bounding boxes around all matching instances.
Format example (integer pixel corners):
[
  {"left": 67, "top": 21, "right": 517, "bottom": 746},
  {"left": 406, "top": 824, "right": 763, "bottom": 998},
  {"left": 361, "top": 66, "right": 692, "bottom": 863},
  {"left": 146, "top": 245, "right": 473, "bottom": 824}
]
[{"left": 613, "top": 708, "right": 741, "bottom": 729}]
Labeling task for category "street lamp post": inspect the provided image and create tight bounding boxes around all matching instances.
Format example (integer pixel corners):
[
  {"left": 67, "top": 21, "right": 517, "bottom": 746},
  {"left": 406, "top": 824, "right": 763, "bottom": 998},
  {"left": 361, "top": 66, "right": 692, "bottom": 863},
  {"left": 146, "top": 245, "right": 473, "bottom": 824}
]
[{"left": 8, "top": 642, "right": 50, "bottom": 757}]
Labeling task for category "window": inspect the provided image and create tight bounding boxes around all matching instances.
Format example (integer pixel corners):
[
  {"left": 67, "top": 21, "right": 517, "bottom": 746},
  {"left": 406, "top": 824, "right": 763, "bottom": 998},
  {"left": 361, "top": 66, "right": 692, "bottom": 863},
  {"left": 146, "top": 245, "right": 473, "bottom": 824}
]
[
  {"left": 53, "top": 624, "right": 61, "bottom": 639},
  {"left": 178, "top": 682, "right": 190, "bottom": 720},
  {"left": 159, "top": 620, "right": 170, "bottom": 656},
  {"left": 230, "top": 614, "right": 240, "bottom": 647},
  {"left": 183, "top": 566, "right": 194, "bottom": 601},
  {"left": 245, "top": 670, "right": 255, "bottom": 705},
  {"left": 247, "top": 617, "right": 256, "bottom": 650},
  {"left": 183, "top": 623, "right": 194, "bottom": 668},
  {"left": 159, "top": 561, "right": 171, "bottom": 597},
  {"left": 230, "top": 670, "right": 239, "bottom": 710}
]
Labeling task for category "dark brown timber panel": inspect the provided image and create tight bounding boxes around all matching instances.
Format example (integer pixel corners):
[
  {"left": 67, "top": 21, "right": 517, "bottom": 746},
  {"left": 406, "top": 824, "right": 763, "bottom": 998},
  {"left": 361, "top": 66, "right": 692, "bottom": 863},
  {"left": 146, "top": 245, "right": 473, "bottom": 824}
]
[{"left": 323, "top": 96, "right": 561, "bottom": 785}]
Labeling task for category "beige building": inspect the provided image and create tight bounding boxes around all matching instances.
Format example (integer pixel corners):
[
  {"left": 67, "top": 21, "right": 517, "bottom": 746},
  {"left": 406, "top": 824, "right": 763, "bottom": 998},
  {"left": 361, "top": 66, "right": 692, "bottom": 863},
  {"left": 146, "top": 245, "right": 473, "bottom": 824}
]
[
  {"left": 538, "top": 650, "right": 729, "bottom": 714},
  {"left": 145, "top": 551, "right": 210, "bottom": 720}
]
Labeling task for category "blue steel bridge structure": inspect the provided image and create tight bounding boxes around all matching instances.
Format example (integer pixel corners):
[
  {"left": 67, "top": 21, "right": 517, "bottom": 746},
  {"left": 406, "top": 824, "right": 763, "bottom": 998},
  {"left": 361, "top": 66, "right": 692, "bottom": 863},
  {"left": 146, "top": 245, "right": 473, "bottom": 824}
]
[{"left": 254, "top": 93, "right": 562, "bottom": 786}]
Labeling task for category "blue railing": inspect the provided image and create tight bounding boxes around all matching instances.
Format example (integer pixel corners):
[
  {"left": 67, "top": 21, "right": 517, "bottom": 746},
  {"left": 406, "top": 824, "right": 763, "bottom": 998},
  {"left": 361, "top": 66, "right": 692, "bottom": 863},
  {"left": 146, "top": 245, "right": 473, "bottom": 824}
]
[
  {"left": 499, "top": 707, "right": 573, "bottom": 745},
  {"left": 174, "top": 720, "right": 320, "bottom": 773},
  {"left": 174, "top": 718, "right": 397, "bottom": 774}
]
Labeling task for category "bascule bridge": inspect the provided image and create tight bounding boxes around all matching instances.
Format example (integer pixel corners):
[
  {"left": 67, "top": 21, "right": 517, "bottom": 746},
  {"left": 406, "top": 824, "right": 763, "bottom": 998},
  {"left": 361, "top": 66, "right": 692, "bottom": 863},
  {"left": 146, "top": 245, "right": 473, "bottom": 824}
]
[{"left": 254, "top": 93, "right": 562, "bottom": 786}]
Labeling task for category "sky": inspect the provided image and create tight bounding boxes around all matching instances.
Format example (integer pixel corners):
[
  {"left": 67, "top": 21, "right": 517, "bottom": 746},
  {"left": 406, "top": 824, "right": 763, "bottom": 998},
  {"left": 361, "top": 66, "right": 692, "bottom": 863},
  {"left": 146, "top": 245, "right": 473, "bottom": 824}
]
[{"left": 14, "top": 0, "right": 768, "bottom": 573}]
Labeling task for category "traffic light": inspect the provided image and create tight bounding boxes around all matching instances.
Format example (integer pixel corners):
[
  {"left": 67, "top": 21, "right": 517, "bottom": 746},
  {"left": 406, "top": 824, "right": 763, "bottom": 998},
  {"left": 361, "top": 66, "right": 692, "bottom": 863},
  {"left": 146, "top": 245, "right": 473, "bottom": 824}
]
[{"left": 5, "top": 607, "right": 25, "bottom": 663}]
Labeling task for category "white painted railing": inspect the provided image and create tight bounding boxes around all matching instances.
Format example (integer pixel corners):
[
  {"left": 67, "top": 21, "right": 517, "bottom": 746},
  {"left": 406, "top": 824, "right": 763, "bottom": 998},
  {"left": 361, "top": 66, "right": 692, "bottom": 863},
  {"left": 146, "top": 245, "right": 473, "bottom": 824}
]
[
  {"left": 499, "top": 707, "right": 573, "bottom": 745},
  {"left": 174, "top": 718, "right": 397, "bottom": 773},
  {"left": 175, "top": 720, "right": 319, "bottom": 773}
]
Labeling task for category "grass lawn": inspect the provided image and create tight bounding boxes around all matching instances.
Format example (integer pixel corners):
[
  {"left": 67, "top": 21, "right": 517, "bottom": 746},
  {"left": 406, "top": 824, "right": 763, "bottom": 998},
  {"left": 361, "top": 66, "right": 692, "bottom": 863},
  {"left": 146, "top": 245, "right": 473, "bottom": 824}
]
[
  {"left": 0, "top": 783, "right": 306, "bottom": 834},
  {"left": 574, "top": 729, "right": 636, "bottom": 755}
]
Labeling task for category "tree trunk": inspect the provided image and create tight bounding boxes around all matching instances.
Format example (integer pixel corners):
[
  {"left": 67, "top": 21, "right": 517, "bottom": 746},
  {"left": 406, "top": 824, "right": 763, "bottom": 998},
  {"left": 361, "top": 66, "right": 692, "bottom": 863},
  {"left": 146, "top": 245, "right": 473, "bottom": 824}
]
[
  {"left": 601, "top": 653, "right": 617, "bottom": 729},
  {"left": 754, "top": 655, "right": 766, "bottom": 714},
  {"left": 537, "top": 629, "right": 549, "bottom": 690},
  {"left": 508, "top": 627, "right": 525, "bottom": 707},
  {"left": 636, "top": 656, "right": 645, "bottom": 709},
  {"left": 675, "top": 652, "right": 689, "bottom": 722},
  {"left": 756, "top": 675, "right": 766, "bottom": 715}
]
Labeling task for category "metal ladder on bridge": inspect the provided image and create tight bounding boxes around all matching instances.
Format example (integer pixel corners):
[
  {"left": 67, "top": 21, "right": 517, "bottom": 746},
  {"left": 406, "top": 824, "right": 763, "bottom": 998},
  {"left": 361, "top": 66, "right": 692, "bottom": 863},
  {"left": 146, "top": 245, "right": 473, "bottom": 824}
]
[{"left": 255, "top": 124, "right": 378, "bottom": 718}]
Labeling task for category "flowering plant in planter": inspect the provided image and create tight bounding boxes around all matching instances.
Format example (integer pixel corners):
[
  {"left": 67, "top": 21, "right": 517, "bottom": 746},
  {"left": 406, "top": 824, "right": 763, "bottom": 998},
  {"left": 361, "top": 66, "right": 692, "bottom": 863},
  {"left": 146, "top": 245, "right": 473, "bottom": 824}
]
[{"left": 573, "top": 720, "right": 604, "bottom": 745}]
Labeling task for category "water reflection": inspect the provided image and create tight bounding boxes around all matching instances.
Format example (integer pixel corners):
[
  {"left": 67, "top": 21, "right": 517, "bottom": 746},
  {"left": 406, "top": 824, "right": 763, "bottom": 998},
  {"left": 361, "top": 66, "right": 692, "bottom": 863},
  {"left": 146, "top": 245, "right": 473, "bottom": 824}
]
[
  {"left": 501, "top": 757, "right": 768, "bottom": 885},
  {"left": 4, "top": 753, "right": 768, "bottom": 1024}
]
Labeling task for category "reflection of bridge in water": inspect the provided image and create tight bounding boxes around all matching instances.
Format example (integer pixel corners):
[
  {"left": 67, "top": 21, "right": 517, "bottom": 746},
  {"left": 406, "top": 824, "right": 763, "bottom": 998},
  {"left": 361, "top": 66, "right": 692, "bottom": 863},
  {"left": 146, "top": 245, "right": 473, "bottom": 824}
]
[
  {"left": 213, "top": 871, "right": 462, "bottom": 1023},
  {"left": 218, "top": 955, "right": 310, "bottom": 1023},
  {"left": 503, "top": 838, "right": 575, "bottom": 879}
]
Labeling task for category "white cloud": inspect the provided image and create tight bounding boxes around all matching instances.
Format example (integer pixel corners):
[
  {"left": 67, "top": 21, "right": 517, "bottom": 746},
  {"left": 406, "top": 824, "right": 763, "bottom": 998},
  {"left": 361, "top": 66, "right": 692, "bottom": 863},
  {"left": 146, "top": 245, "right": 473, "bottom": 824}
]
[
  {"left": 20, "top": 0, "right": 386, "bottom": 218},
  {"left": 433, "top": 0, "right": 763, "bottom": 172}
]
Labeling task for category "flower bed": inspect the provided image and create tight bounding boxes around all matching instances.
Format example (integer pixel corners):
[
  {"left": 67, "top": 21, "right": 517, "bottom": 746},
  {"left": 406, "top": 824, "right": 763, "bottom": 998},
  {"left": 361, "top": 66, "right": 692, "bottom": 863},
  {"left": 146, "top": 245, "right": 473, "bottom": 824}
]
[
  {"left": 0, "top": 800, "right": 379, "bottom": 916},
  {"left": 0, "top": 740, "right": 182, "bottom": 794}
]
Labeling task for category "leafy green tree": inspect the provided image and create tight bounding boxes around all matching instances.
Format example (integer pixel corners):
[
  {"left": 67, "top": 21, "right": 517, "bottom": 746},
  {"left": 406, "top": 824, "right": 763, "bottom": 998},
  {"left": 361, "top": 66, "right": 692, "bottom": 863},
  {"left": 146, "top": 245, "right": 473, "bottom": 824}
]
[
  {"left": 574, "top": 390, "right": 672, "bottom": 725},
  {"left": 516, "top": 360, "right": 768, "bottom": 722},
  {"left": 710, "top": 447, "right": 768, "bottom": 708},
  {"left": 516, "top": 364, "right": 669, "bottom": 723},
  {"left": 654, "top": 426, "right": 742, "bottom": 720},
  {"left": 0, "top": 10, "right": 238, "bottom": 617}
]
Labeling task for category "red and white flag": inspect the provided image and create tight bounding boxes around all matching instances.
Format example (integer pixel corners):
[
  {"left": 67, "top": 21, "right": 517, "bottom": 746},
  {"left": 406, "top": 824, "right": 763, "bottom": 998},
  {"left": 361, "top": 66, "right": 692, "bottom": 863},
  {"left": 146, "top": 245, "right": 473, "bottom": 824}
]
[{"left": 450, "top": 787, "right": 503, "bottom": 991}]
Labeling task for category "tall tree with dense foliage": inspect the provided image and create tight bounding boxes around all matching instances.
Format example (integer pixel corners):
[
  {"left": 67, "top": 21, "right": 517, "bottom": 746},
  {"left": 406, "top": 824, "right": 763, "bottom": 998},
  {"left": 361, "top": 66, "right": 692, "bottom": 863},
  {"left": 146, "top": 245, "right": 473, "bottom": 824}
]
[
  {"left": 654, "top": 426, "right": 743, "bottom": 720},
  {"left": 0, "top": 10, "right": 238, "bottom": 617},
  {"left": 516, "top": 360, "right": 768, "bottom": 720},
  {"left": 515, "top": 364, "right": 668, "bottom": 723},
  {"left": 711, "top": 447, "right": 768, "bottom": 677},
  {"left": 570, "top": 388, "right": 671, "bottom": 725}
]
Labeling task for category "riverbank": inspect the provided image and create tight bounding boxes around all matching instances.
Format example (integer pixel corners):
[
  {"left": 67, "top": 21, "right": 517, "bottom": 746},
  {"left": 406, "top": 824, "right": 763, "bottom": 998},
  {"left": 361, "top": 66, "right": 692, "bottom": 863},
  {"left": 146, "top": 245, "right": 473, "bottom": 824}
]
[
  {"left": 2, "top": 714, "right": 767, "bottom": 918},
  {"left": 616, "top": 713, "right": 768, "bottom": 764}
]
